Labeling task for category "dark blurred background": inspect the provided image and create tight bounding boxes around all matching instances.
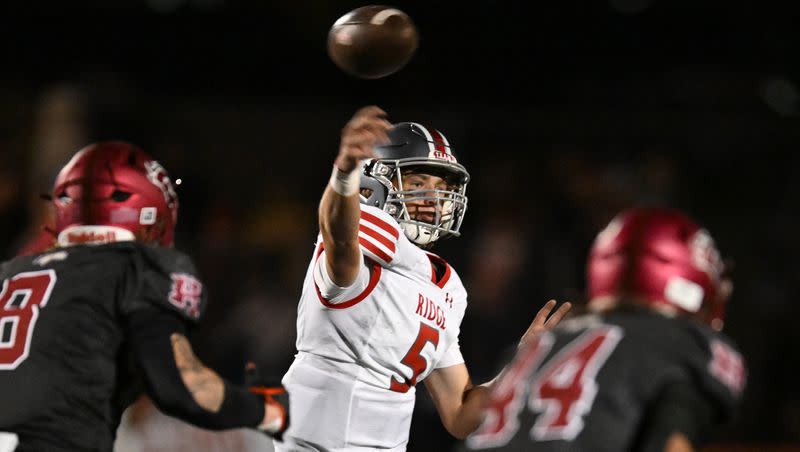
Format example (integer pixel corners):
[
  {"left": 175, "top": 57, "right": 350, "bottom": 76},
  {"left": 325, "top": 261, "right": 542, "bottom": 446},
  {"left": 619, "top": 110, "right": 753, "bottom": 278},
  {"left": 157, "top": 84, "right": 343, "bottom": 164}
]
[{"left": 1, "top": 1, "right": 798, "bottom": 450}]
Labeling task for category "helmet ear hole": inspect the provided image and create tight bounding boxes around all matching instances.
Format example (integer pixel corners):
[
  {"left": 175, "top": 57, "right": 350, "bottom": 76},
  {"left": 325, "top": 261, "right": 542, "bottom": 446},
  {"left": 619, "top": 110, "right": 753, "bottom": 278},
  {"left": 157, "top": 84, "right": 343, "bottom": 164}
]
[
  {"left": 110, "top": 190, "right": 132, "bottom": 202},
  {"left": 677, "top": 226, "right": 692, "bottom": 242}
]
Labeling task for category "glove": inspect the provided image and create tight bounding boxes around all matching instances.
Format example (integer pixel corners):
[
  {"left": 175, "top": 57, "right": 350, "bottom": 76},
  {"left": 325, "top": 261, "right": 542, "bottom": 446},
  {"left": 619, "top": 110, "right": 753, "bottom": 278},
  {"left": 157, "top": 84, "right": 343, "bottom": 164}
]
[{"left": 246, "top": 361, "right": 290, "bottom": 441}]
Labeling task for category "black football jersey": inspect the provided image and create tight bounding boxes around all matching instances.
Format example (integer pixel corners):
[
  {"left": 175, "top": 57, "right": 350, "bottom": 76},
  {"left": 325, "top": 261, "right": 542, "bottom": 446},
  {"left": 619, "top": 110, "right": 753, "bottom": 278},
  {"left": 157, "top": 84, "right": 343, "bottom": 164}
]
[
  {"left": 0, "top": 242, "right": 207, "bottom": 452},
  {"left": 466, "top": 309, "right": 745, "bottom": 452}
]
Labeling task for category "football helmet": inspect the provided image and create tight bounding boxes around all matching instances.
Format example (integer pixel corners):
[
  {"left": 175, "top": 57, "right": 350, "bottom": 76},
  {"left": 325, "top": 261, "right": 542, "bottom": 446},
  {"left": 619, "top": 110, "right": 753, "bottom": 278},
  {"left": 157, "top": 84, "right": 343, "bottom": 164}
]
[
  {"left": 52, "top": 141, "right": 179, "bottom": 247},
  {"left": 587, "top": 208, "right": 728, "bottom": 329},
  {"left": 360, "top": 122, "right": 469, "bottom": 246}
]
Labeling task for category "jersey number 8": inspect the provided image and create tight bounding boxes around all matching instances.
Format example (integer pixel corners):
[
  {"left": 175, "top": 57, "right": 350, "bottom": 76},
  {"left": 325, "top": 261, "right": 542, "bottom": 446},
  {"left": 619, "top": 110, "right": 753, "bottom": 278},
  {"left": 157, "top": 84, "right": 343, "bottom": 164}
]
[{"left": 0, "top": 270, "right": 57, "bottom": 370}]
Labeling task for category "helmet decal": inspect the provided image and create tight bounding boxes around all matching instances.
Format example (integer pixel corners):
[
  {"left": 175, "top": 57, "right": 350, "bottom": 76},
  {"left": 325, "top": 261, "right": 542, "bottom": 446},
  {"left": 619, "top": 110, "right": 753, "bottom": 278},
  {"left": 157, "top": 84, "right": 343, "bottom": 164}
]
[
  {"left": 144, "top": 160, "right": 178, "bottom": 216},
  {"left": 408, "top": 122, "right": 457, "bottom": 163},
  {"left": 690, "top": 229, "right": 723, "bottom": 280}
]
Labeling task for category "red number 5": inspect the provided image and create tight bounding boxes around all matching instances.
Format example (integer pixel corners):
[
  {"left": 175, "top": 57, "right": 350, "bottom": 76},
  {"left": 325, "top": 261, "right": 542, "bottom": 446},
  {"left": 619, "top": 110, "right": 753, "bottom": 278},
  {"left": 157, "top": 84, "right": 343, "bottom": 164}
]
[
  {"left": 0, "top": 270, "right": 57, "bottom": 370},
  {"left": 390, "top": 322, "right": 439, "bottom": 393}
]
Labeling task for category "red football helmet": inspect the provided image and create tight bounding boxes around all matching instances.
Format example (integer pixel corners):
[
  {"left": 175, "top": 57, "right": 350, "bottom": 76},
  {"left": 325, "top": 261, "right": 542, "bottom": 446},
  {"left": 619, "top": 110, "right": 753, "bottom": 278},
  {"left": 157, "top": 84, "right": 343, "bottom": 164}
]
[
  {"left": 587, "top": 208, "right": 728, "bottom": 329},
  {"left": 52, "top": 141, "right": 179, "bottom": 247}
]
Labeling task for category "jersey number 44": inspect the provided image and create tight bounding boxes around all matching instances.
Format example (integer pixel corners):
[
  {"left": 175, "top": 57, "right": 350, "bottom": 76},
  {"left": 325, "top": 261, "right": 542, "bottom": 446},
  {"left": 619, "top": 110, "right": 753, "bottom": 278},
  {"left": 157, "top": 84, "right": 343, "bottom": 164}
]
[{"left": 468, "top": 326, "right": 623, "bottom": 449}]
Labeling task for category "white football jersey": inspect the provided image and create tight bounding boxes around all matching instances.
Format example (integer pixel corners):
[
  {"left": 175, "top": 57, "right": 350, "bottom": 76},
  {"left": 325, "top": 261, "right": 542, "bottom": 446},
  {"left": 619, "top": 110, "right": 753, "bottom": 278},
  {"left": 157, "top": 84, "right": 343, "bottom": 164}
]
[{"left": 277, "top": 204, "right": 468, "bottom": 452}]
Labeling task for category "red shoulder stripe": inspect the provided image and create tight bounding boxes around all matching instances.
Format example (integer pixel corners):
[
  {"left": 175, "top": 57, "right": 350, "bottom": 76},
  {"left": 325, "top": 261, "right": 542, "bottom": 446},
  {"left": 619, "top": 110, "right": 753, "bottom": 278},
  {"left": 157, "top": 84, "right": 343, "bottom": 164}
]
[
  {"left": 359, "top": 236, "right": 393, "bottom": 264},
  {"left": 360, "top": 211, "right": 400, "bottom": 239},
  {"left": 359, "top": 223, "right": 396, "bottom": 253}
]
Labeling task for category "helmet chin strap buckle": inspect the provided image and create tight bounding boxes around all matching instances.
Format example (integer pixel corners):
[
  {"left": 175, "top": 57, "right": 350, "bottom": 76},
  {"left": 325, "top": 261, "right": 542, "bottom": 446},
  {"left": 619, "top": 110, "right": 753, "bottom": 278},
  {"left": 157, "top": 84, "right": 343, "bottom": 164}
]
[{"left": 401, "top": 222, "right": 439, "bottom": 246}]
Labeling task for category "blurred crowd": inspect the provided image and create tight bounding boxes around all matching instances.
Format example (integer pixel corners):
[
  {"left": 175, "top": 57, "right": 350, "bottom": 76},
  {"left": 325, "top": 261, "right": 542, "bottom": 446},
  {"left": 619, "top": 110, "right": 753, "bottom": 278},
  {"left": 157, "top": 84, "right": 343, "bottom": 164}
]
[{"left": 1, "top": 70, "right": 798, "bottom": 450}]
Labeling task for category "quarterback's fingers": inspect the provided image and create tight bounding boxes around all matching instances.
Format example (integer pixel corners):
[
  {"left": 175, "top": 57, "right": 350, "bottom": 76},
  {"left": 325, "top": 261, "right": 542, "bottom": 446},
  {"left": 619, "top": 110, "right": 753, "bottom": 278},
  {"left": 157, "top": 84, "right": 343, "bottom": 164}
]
[
  {"left": 346, "top": 118, "right": 392, "bottom": 140},
  {"left": 532, "top": 299, "right": 557, "bottom": 328},
  {"left": 521, "top": 299, "right": 571, "bottom": 342},
  {"left": 350, "top": 147, "right": 377, "bottom": 162},
  {"left": 519, "top": 300, "right": 556, "bottom": 343},
  {"left": 357, "top": 122, "right": 391, "bottom": 144},
  {"left": 347, "top": 108, "right": 389, "bottom": 129},
  {"left": 344, "top": 129, "right": 388, "bottom": 153},
  {"left": 544, "top": 301, "right": 572, "bottom": 328},
  {"left": 352, "top": 105, "right": 387, "bottom": 121},
  {"left": 343, "top": 117, "right": 391, "bottom": 137}
]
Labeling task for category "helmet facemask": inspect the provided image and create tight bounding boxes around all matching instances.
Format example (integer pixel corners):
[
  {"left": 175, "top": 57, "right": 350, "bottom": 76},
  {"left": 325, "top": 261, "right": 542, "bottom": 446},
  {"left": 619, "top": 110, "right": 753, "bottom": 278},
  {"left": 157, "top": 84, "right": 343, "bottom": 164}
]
[{"left": 363, "top": 158, "right": 468, "bottom": 247}]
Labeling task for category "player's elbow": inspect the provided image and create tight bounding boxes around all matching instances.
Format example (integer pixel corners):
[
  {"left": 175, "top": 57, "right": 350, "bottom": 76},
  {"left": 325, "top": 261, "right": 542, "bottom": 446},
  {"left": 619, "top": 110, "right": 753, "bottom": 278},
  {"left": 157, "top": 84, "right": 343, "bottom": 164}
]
[
  {"left": 437, "top": 409, "right": 476, "bottom": 440},
  {"left": 149, "top": 390, "right": 186, "bottom": 417},
  {"left": 318, "top": 243, "right": 362, "bottom": 287},
  {"left": 148, "top": 382, "right": 209, "bottom": 423},
  {"left": 443, "top": 419, "right": 472, "bottom": 440},
  {"left": 328, "top": 260, "right": 361, "bottom": 287},
  {"left": 147, "top": 382, "right": 231, "bottom": 431}
]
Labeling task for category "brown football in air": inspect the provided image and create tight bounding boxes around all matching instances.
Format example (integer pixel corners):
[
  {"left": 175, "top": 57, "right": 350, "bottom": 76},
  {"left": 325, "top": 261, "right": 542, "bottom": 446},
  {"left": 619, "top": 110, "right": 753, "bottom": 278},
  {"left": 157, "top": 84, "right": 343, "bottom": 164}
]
[{"left": 328, "top": 5, "right": 418, "bottom": 79}]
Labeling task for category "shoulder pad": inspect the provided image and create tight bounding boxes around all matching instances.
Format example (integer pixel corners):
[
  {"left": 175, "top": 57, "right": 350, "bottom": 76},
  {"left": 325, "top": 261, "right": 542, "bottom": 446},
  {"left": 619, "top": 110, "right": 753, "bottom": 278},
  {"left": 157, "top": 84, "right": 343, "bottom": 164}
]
[
  {"left": 688, "top": 324, "right": 746, "bottom": 416},
  {"left": 133, "top": 244, "right": 207, "bottom": 322},
  {"left": 358, "top": 205, "right": 402, "bottom": 266}
]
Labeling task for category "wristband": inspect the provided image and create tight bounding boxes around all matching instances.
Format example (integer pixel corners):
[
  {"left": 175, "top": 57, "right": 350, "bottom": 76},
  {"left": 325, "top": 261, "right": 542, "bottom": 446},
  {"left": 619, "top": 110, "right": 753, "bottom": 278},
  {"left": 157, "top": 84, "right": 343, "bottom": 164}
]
[
  {"left": 329, "top": 164, "right": 361, "bottom": 196},
  {"left": 250, "top": 386, "right": 290, "bottom": 439}
]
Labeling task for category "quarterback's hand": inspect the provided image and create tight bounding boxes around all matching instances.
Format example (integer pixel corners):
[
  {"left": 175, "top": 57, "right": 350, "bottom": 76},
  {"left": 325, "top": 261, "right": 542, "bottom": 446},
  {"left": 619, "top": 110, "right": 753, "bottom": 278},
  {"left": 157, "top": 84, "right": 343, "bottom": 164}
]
[
  {"left": 246, "top": 362, "right": 290, "bottom": 441},
  {"left": 518, "top": 300, "right": 572, "bottom": 350},
  {"left": 335, "top": 106, "right": 392, "bottom": 173}
]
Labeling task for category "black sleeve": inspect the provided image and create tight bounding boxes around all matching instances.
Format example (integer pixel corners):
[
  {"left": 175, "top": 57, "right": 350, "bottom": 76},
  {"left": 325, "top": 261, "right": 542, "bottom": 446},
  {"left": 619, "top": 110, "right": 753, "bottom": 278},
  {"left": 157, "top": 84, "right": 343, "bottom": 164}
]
[
  {"left": 127, "top": 308, "right": 265, "bottom": 430},
  {"left": 634, "top": 380, "right": 718, "bottom": 452},
  {"left": 120, "top": 244, "right": 208, "bottom": 323}
]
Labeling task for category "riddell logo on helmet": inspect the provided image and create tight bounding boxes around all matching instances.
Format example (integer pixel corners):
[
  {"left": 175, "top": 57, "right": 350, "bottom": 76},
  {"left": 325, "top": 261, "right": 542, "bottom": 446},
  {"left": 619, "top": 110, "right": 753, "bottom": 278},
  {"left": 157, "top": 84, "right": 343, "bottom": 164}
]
[{"left": 67, "top": 230, "right": 118, "bottom": 244}]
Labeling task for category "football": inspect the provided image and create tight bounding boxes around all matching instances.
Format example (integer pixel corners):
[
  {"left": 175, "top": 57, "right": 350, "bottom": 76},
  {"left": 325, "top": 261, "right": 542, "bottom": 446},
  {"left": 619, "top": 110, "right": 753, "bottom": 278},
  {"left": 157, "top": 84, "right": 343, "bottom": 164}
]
[{"left": 327, "top": 5, "right": 418, "bottom": 79}]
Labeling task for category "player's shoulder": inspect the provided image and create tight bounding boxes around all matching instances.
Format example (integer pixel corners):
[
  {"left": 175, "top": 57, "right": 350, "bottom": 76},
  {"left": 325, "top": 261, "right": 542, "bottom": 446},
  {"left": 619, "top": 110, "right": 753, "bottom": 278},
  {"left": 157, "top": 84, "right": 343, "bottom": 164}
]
[
  {"left": 358, "top": 204, "right": 403, "bottom": 266},
  {"left": 685, "top": 320, "right": 746, "bottom": 393},
  {"left": 2, "top": 241, "right": 137, "bottom": 275},
  {"left": 134, "top": 242, "right": 199, "bottom": 275},
  {"left": 612, "top": 309, "right": 746, "bottom": 413},
  {"left": 609, "top": 309, "right": 744, "bottom": 366},
  {"left": 123, "top": 243, "right": 206, "bottom": 322},
  {"left": 360, "top": 203, "right": 401, "bottom": 227},
  {"left": 669, "top": 319, "right": 746, "bottom": 420}
]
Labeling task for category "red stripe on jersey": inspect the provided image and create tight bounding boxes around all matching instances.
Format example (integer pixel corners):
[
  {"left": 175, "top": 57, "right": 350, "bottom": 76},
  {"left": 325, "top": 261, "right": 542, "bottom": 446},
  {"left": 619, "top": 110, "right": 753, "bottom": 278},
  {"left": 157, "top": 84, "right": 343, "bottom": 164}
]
[
  {"left": 428, "top": 128, "right": 448, "bottom": 154},
  {"left": 359, "top": 223, "right": 396, "bottom": 253},
  {"left": 360, "top": 211, "right": 400, "bottom": 239},
  {"left": 313, "top": 243, "right": 382, "bottom": 310},
  {"left": 359, "top": 236, "right": 393, "bottom": 264}
]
